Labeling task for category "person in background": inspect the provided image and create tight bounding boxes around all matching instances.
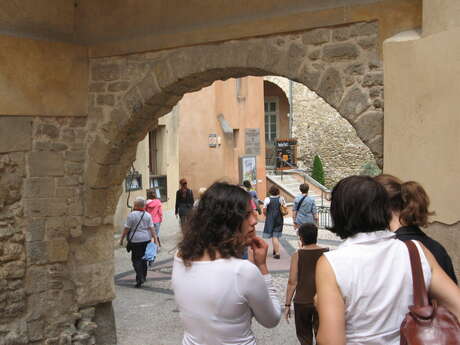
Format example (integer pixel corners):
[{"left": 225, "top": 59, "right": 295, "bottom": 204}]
[
  {"left": 315, "top": 176, "right": 460, "bottom": 345},
  {"left": 175, "top": 178, "right": 194, "bottom": 226},
  {"left": 263, "top": 186, "right": 286, "bottom": 259},
  {"left": 120, "top": 197, "right": 159, "bottom": 288},
  {"left": 375, "top": 174, "right": 457, "bottom": 284},
  {"left": 146, "top": 189, "right": 163, "bottom": 247},
  {"left": 243, "top": 180, "right": 261, "bottom": 215},
  {"left": 193, "top": 187, "right": 207, "bottom": 208},
  {"left": 172, "top": 182, "right": 281, "bottom": 345},
  {"left": 293, "top": 184, "right": 318, "bottom": 229},
  {"left": 284, "top": 223, "right": 328, "bottom": 345}
]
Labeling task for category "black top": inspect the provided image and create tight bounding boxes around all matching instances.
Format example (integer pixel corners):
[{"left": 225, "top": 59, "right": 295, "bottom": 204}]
[
  {"left": 395, "top": 225, "right": 457, "bottom": 284},
  {"left": 175, "top": 188, "right": 194, "bottom": 215}
]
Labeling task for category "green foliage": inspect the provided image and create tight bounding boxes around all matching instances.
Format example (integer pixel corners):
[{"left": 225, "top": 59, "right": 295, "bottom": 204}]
[
  {"left": 311, "top": 155, "right": 325, "bottom": 185},
  {"left": 359, "top": 161, "right": 382, "bottom": 177}
]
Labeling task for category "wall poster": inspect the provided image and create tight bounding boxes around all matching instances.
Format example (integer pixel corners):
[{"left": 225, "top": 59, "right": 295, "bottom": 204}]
[
  {"left": 245, "top": 128, "right": 260, "bottom": 155},
  {"left": 239, "top": 155, "right": 257, "bottom": 185}
]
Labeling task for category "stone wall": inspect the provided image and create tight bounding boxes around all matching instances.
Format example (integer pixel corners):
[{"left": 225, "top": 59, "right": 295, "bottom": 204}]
[
  {"left": 265, "top": 75, "right": 376, "bottom": 187},
  {"left": 0, "top": 116, "right": 108, "bottom": 345},
  {"left": 265, "top": 22, "right": 382, "bottom": 187}
]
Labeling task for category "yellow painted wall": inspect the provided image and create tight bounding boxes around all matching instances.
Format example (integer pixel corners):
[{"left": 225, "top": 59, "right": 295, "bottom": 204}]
[
  {"left": 0, "top": 34, "right": 88, "bottom": 116},
  {"left": 383, "top": 0, "right": 460, "bottom": 224}
]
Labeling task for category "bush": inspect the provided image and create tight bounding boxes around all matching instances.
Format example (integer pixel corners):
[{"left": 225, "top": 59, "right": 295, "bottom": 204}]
[
  {"left": 311, "top": 155, "right": 325, "bottom": 185},
  {"left": 359, "top": 161, "right": 382, "bottom": 177}
]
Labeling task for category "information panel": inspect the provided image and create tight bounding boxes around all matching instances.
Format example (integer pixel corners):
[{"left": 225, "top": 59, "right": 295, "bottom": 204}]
[{"left": 275, "top": 138, "right": 297, "bottom": 169}]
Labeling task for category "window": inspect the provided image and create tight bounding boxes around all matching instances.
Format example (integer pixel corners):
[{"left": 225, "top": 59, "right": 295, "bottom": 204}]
[
  {"left": 149, "top": 175, "right": 168, "bottom": 202},
  {"left": 264, "top": 99, "right": 278, "bottom": 144}
]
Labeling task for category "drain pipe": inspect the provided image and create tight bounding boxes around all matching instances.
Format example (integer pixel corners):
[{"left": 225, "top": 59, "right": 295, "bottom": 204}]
[{"left": 289, "top": 79, "right": 293, "bottom": 138}]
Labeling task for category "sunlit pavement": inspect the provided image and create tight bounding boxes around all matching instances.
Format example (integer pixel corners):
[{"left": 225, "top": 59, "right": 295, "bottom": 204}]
[{"left": 113, "top": 211, "right": 341, "bottom": 345}]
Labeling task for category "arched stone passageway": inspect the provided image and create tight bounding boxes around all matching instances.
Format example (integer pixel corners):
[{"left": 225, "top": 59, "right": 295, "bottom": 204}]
[{"left": 67, "top": 20, "right": 384, "bottom": 341}]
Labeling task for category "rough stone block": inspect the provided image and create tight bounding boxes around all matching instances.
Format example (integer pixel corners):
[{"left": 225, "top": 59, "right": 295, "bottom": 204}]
[
  {"left": 339, "top": 87, "right": 371, "bottom": 121},
  {"left": 36, "top": 124, "right": 59, "bottom": 139},
  {"left": 322, "top": 43, "right": 359, "bottom": 62},
  {"left": 107, "top": 81, "right": 130, "bottom": 92},
  {"left": 64, "top": 151, "right": 85, "bottom": 163},
  {"left": 344, "top": 63, "right": 365, "bottom": 76},
  {"left": 358, "top": 35, "right": 377, "bottom": 50},
  {"left": 91, "top": 64, "right": 120, "bottom": 82},
  {"left": 317, "top": 67, "right": 344, "bottom": 107},
  {"left": 24, "top": 178, "right": 55, "bottom": 198},
  {"left": 47, "top": 239, "right": 69, "bottom": 263},
  {"left": 333, "top": 27, "right": 351, "bottom": 41},
  {"left": 65, "top": 162, "right": 83, "bottom": 175},
  {"left": 94, "top": 302, "right": 117, "bottom": 345},
  {"left": 362, "top": 72, "right": 383, "bottom": 87},
  {"left": 96, "top": 94, "right": 115, "bottom": 106},
  {"left": 123, "top": 87, "right": 144, "bottom": 115},
  {"left": 350, "top": 22, "right": 378, "bottom": 37},
  {"left": 46, "top": 217, "right": 68, "bottom": 239},
  {"left": 28, "top": 152, "right": 64, "bottom": 177},
  {"left": 26, "top": 241, "right": 48, "bottom": 265},
  {"left": 27, "top": 319, "right": 45, "bottom": 341},
  {"left": 1, "top": 243, "right": 23, "bottom": 262},
  {"left": 0, "top": 117, "right": 32, "bottom": 153},
  {"left": 25, "top": 199, "right": 48, "bottom": 217},
  {"left": 89, "top": 82, "right": 106, "bottom": 93},
  {"left": 3, "top": 261, "right": 25, "bottom": 278},
  {"left": 354, "top": 111, "right": 383, "bottom": 143},
  {"left": 299, "top": 66, "right": 321, "bottom": 90},
  {"left": 302, "top": 28, "right": 330, "bottom": 45}
]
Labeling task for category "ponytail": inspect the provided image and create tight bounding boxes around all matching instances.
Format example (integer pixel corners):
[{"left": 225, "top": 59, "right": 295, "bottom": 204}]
[{"left": 399, "top": 181, "right": 434, "bottom": 227}]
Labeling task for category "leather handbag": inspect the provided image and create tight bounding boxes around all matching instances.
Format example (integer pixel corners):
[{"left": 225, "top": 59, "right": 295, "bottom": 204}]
[
  {"left": 280, "top": 203, "right": 288, "bottom": 216},
  {"left": 400, "top": 240, "right": 460, "bottom": 345}
]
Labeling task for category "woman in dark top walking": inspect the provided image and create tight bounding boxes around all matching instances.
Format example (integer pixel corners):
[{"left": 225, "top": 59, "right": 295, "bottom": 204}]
[
  {"left": 175, "top": 178, "right": 194, "bottom": 226},
  {"left": 263, "top": 186, "right": 286, "bottom": 259},
  {"left": 284, "top": 223, "right": 328, "bottom": 345},
  {"left": 375, "top": 174, "right": 457, "bottom": 283}
]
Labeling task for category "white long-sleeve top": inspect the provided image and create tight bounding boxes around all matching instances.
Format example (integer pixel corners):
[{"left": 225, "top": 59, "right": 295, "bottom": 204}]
[{"left": 172, "top": 255, "right": 281, "bottom": 345}]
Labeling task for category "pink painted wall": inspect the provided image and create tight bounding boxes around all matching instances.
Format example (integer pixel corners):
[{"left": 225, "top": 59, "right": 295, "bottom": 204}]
[{"left": 177, "top": 77, "right": 267, "bottom": 199}]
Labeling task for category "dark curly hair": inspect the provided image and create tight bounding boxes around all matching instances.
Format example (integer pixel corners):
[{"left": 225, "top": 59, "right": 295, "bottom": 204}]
[{"left": 178, "top": 182, "right": 251, "bottom": 266}]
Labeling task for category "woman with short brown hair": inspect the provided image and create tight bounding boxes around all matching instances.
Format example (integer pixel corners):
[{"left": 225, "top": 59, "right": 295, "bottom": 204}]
[{"left": 375, "top": 174, "right": 457, "bottom": 283}]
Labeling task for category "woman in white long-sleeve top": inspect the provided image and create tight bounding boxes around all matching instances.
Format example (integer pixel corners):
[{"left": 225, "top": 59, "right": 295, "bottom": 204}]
[{"left": 172, "top": 182, "right": 282, "bottom": 345}]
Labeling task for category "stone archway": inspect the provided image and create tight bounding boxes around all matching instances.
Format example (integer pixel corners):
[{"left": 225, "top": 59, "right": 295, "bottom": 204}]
[{"left": 69, "top": 20, "right": 383, "bottom": 342}]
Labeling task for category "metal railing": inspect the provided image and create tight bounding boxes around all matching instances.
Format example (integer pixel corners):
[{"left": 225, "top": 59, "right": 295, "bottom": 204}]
[{"left": 317, "top": 205, "right": 332, "bottom": 229}]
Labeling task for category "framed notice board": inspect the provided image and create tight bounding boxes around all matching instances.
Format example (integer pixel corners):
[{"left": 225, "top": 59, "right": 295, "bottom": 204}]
[{"left": 275, "top": 138, "right": 297, "bottom": 169}]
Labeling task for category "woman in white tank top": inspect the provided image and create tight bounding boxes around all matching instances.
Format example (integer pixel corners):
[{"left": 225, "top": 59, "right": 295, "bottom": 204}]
[{"left": 315, "top": 176, "right": 460, "bottom": 345}]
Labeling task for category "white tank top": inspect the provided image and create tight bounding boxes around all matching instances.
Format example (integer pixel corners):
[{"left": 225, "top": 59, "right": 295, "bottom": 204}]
[{"left": 324, "top": 231, "right": 431, "bottom": 345}]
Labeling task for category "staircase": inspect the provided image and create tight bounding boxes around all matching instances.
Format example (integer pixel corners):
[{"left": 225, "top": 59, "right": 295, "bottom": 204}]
[
  {"left": 266, "top": 171, "right": 329, "bottom": 207},
  {"left": 266, "top": 170, "right": 332, "bottom": 229}
]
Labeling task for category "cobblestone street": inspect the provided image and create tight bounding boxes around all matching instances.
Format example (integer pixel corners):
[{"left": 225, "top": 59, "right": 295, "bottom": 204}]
[{"left": 113, "top": 212, "right": 340, "bottom": 345}]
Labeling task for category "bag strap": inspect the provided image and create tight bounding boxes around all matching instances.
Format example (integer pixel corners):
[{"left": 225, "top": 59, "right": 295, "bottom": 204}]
[
  {"left": 296, "top": 195, "right": 308, "bottom": 212},
  {"left": 128, "top": 211, "right": 145, "bottom": 244},
  {"left": 404, "top": 240, "right": 429, "bottom": 307}
]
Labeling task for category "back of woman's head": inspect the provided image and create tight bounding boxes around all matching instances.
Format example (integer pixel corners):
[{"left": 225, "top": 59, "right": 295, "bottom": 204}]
[
  {"left": 330, "top": 175, "right": 390, "bottom": 239},
  {"left": 178, "top": 182, "right": 251, "bottom": 266},
  {"left": 269, "top": 186, "right": 280, "bottom": 196},
  {"left": 374, "top": 174, "right": 433, "bottom": 227},
  {"left": 242, "top": 180, "right": 252, "bottom": 190}
]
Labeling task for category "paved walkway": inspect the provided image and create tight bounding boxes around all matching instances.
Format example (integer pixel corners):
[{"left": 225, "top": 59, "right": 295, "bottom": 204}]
[{"left": 113, "top": 212, "right": 341, "bottom": 345}]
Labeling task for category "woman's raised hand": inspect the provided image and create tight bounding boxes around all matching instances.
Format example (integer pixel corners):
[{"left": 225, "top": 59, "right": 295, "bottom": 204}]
[{"left": 250, "top": 236, "right": 269, "bottom": 275}]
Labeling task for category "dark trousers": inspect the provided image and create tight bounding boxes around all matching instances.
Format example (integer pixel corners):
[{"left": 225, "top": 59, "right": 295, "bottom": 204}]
[
  {"left": 294, "top": 303, "right": 319, "bottom": 345},
  {"left": 131, "top": 241, "right": 149, "bottom": 285}
]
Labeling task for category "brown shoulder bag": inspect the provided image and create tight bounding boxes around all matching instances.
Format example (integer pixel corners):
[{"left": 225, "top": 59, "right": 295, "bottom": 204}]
[{"left": 400, "top": 240, "right": 460, "bottom": 345}]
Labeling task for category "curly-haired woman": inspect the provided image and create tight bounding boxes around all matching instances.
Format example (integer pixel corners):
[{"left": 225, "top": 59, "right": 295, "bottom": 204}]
[{"left": 172, "top": 182, "right": 282, "bottom": 345}]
